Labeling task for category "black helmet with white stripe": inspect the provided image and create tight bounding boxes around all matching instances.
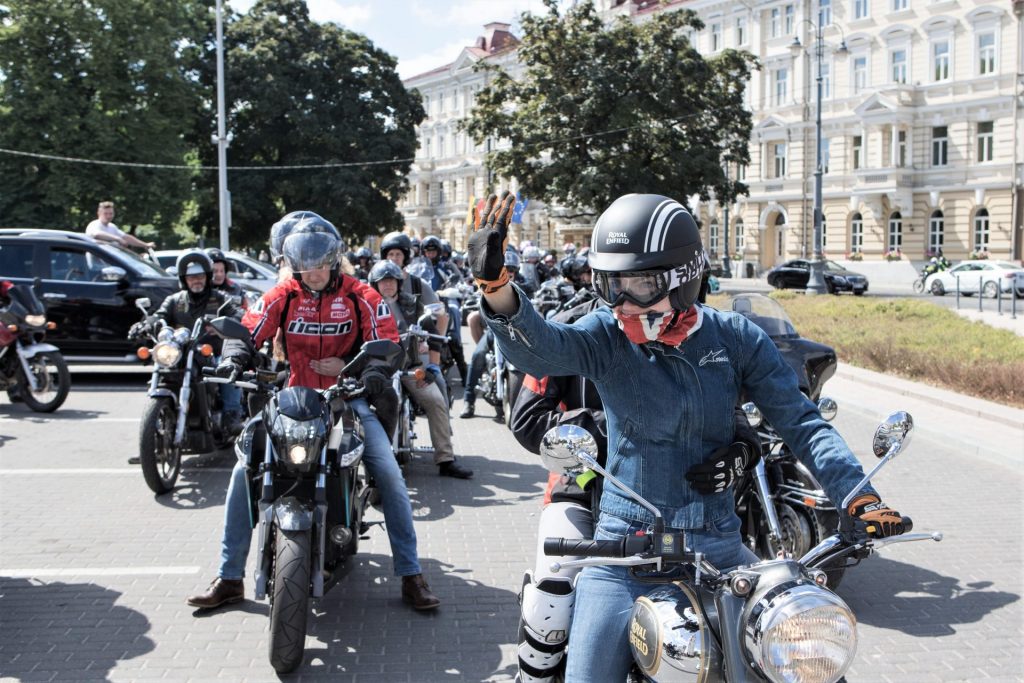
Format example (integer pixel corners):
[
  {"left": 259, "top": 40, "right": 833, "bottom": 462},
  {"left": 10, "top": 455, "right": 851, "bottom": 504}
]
[{"left": 588, "top": 194, "right": 705, "bottom": 312}]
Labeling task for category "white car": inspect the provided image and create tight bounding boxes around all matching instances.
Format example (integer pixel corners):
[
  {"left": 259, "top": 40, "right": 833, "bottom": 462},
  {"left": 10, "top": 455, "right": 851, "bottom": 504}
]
[
  {"left": 925, "top": 260, "right": 1024, "bottom": 298},
  {"left": 154, "top": 249, "right": 279, "bottom": 293}
]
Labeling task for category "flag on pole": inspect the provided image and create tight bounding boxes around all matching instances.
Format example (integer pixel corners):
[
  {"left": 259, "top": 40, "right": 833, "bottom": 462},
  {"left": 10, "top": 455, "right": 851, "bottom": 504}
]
[
  {"left": 511, "top": 192, "right": 529, "bottom": 224},
  {"left": 465, "top": 195, "right": 476, "bottom": 227}
]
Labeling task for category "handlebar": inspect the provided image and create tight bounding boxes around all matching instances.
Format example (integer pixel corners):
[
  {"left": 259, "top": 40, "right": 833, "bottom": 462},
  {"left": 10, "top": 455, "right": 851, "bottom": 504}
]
[{"left": 543, "top": 535, "right": 652, "bottom": 558}]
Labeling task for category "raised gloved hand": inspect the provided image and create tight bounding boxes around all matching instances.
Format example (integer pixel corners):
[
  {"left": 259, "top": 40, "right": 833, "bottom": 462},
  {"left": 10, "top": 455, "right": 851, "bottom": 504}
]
[
  {"left": 685, "top": 442, "right": 756, "bottom": 495},
  {"left": 847, "top": 494, "right": 906, "bottom": 538},
  {"left": 467, "top": 191, "right": 517, "bottom": 293},
  {"left": 360, "top": 366, "right": 390, "bottom": 396},
  {"left": 215, "top": 357, "right": 243, "bottom": 380}
]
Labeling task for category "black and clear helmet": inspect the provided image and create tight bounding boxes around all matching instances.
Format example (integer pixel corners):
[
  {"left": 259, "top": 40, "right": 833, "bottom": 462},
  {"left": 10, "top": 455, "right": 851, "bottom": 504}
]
[
  {"left": 175, "top": 249, "right": 213, "bottom": 292},
  {"left": 270, "top": 210, "right": 324, "bottom": 264},
  {"left": 280, "top": 216, "right": 342, "bottom": 274},
  {"left": 420, "top": 236, "right": 443, "bottom": 263},
  {"left": 588, "top": 194, "right": 705, "bottom": 311},
  {"left": 504, "top": 248, "right": 521, "bottom": 271},
  {"left": 368, "top": 260, "right": 404, "bottom": 287},
  {"left": 355, "top": 247, "right": 372, "bottom": 261},
  {"left": 204, "top": 247, "right": 234, "bottom": 272}
]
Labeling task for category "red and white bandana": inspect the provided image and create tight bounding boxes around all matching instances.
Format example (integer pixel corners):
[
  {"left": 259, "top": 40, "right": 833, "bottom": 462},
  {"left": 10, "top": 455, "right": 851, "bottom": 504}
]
[{"left": 612, "top": 306, "right": 703, "bottom": 347}]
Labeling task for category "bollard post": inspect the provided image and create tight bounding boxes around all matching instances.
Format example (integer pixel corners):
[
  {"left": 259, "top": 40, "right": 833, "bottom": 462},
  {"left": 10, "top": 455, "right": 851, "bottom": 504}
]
[
  {"left": 997, "top": 281, "right": 1003, "bottom": 316},
  {"left": 1013, "top": 286, "right": 1018, "bottom": 320},
  {"left": 956, "top": 278, "right": 961, "bottom": 308},
  {"left": 978, "top": 276, "right": 983, "bottom": 312}
]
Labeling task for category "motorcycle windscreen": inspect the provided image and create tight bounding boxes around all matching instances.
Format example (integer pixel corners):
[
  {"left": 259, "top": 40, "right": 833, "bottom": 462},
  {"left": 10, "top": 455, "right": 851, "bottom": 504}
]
[{"left": 276, "top": 386, "right": 327, "bottom": 421}]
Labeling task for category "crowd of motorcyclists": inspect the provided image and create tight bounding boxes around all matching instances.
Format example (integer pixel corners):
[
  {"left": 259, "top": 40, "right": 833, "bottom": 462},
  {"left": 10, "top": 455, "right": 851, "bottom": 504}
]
[{"left": 0, "top": 193, "right": 918, "bottom": 680}]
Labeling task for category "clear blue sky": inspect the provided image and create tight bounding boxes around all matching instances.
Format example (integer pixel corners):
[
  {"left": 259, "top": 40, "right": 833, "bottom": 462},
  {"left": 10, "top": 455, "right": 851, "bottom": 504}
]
[{"left": 229, "top": 0, "right": 565, "bottom": 80}]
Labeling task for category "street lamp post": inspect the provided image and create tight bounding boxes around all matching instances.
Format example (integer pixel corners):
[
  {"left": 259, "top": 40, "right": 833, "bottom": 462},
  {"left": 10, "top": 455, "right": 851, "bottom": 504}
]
[
  {"left": 215, "top": 0, "right": 231, "bottom": 251},
  {"left": 791, "top": 20, "right": 846, "bottom": 294},
  {"left": 722, "top": 160, "right": 732, "bottom": 278}
]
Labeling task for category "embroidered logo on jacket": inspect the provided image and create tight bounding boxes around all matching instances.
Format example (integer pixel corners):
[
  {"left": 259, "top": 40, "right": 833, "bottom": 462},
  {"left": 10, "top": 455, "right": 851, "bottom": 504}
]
[
  {"left": 699, "top": 348, "right": 729, "bottom": 367},
  {"left": 287, "top": 318, "right": 353, "bottom": 336}
]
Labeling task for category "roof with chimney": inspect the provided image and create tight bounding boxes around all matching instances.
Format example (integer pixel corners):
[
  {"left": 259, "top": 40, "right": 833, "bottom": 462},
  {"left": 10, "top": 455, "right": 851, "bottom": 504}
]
[{"left": 403, "top": 22, "right": 520, "bottom": 83}]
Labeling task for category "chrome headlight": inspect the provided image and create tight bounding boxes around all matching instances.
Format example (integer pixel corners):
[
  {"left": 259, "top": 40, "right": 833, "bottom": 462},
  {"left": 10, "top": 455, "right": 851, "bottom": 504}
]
[
  {"left": 742, "top": 402, "right": 762, "bottom": 428},
  {"left": 24, "top": 314, "right": 46, "bottom": 327},
  {"left": 156, "top": 326, "right": 175, "bottom": 342},
  {"left": 817, "top": 397, "right": 838, "bottom": 422},
  {"left": 152, "top": 341, "right": 182, "bottom": 367},
  {"left": 271, "top": 414, "right": 326, "bottom": 468},
  {"left": 172, "top": 327, "right": 191, "bottom": 345},
  {"left": 745, "top": 584, "right": 857, "bottom": 683}
]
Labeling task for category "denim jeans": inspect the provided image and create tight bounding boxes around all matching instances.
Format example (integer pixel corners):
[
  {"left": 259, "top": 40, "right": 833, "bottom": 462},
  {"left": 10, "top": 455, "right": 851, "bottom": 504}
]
[
  {"left": 213, "top": 356, "right": 242, "bottom": 416},
  {"left": 218, "top": 397, "right": 421, "bottom": 580},
  {"left": 563, "top": 512, "right": 758, "bottom": 682},
  {"left": 462, "top": 329, "right": 492, "bottom": 404}
]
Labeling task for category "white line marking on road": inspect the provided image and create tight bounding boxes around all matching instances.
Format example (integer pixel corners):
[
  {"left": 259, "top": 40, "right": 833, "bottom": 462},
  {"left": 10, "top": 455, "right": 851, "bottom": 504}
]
[
  {"left": 0, "top": 468, "right": 233, "bottom": 474},
  {"left": 0, "top": 566, "right": 201, "bottom": 578},
  {"left": 0, "top": 417, "right": 138, "bottom": 422}
]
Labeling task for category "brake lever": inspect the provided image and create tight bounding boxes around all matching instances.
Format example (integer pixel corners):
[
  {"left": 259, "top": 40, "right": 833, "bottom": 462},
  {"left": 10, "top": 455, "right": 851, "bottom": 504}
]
[{"left": 550, "top": 555, "right": 662, "bottom": 574}]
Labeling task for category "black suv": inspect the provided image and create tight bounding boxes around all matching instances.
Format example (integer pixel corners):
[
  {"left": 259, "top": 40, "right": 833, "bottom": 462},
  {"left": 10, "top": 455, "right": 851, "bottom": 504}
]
[{"left": 0, "top": 229, "right": 178, "bottom": 361}]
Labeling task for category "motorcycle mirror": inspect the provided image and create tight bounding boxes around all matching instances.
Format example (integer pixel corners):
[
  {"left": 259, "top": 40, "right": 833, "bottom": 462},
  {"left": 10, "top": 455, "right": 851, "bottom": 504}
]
[
  {"left": 817, "top": 397, "right": 838, "bottom": 422},
  {"left": 207, "top": 316, "right": 255, "bottom": 351},
  {"left": 872, "top": 411, "right": 914, "bottom": 458},
  {"left": 538, "top": 425, "right": 596, "bottom": 476},
  {"left": 135, "top": 297, "right": 152, "bottom": 312},
  {"left": 742, "top": 402, "right": 762, "bottom": 428},
  {"left": 341, "top": 339, "right": 404, "bottom": 377}
]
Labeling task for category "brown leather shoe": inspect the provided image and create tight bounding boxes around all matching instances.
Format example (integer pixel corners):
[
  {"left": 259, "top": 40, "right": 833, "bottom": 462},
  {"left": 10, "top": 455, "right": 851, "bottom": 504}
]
[
  {"left": 401, "top": 574, "right": 440, "bottom": 610},
  {"left": 186, "top": 578, "right": 244, "bottom": 609}
]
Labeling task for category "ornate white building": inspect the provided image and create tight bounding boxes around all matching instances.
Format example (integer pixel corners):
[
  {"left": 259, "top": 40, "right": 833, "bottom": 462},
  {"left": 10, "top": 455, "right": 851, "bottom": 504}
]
[
  {"left": 606, "top": 0, "right": 1024, "bottom": 271},
  {"left": 402, "top": 2, "right": 1024, "bottom": 268}
]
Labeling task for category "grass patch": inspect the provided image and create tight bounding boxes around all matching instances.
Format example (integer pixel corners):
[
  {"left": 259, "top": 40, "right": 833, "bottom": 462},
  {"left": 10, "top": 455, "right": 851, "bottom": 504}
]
[{"left": 708, "top": 292, "right": 1024, "bottom": 408}]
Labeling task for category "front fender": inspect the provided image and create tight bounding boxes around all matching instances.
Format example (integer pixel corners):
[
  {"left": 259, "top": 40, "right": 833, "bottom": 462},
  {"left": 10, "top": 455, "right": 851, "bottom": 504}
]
[
  {"left": 273, "top": 496, "right": 314, "bottom": 531},
  {"left": 147, "top": 387, "right": 177, "bottom": 402},
  {"left": 18, "top": 342, "right": 60, "bottom": 359}
]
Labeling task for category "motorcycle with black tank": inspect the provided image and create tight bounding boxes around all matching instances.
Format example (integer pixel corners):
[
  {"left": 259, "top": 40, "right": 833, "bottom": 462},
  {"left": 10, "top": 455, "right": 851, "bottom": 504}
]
[
  {"left": 725, "top": 294, "right": 849, "bottom": 584},
  {"left": 203, "top": 317, "right": 404, "bottom": 674},
  {"left": 130, "top": 297, "right": 238, "bottom": 494},
  {"left": 540, "top": 416, "right": 941, "bottom": 682},
  {"left": 0, "top": 280, "right": 70, "bottom": 412}
]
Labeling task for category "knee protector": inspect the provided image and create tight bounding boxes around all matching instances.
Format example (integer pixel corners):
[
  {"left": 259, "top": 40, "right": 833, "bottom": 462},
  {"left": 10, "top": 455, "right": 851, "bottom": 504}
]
[{"left": 517, "top": 570, "right": 577, "bottom": 681}]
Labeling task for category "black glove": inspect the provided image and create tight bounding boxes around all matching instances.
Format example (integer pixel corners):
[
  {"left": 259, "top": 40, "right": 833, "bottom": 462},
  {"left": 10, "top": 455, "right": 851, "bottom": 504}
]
[
  {"left": 685, "top": 442, "right": 756, "bottom": 495},
  {"left": 216, "top": 357, "right": 243, "bottom": 379},
  {"left": 847, "top": 494, "right": 906, "bottom": 538},
  {"left": 361, "top": 366, "right": 390, "bottom": 396},
  {"left": 128, "top": 321, "right": 152, "bottom": 341},
  {"left": 467, "top": 191, "right": 517, "bottom": 293}
]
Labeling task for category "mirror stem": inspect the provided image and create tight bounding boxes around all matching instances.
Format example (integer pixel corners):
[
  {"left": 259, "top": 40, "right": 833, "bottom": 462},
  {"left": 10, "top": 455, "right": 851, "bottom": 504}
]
[
  {"left": 841, "top": 444, "right": 900, "bottom": 510},
  {"left": 577, "top": 452, "right": 664, "bottom": 533}
]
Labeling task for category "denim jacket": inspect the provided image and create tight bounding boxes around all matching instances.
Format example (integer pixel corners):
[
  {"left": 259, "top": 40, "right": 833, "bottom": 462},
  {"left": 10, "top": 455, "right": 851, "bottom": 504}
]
[{"left": 483, "top": 286, "right": 875, "bottom": 529}]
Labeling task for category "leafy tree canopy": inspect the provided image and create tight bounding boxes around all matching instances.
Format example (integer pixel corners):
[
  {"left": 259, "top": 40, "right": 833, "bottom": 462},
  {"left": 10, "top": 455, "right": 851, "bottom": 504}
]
[
  {"left": 189, "top": 0, "right": 424, "bottom": 247},
  {"left": 0, "top": 0, "right": 205, "bottom": 231},
  {"left": 462, "top": 0, "right": 757, "bottom": 217}
]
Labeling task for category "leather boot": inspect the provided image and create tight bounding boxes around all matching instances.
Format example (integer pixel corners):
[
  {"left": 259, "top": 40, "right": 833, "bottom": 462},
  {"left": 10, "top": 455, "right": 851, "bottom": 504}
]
[
  {"left": 401, "top": 574, "right": 440, "bottom": 610},
  {"left": 186, "top": 578, "right": 244, "bottom": 609},
  {"left": 439, "top": 460, "right": 473, "bottom": 479}
]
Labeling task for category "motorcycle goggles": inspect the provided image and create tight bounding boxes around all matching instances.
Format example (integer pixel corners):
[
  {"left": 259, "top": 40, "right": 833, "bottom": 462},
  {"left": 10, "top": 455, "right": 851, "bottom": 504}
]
[{"left": 593, "top": 268, "right": 683, "bottom": 308}]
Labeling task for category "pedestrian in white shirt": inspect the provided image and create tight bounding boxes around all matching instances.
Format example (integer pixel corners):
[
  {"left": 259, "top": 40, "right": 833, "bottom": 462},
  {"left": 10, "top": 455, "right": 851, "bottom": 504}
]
[{"left": 84, "top": 201, "right": 155, "bottom": 250}]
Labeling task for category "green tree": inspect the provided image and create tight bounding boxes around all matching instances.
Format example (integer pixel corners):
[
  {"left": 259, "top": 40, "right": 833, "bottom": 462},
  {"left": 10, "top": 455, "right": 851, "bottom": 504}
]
[
  {"left": 462, "top": 0, "right": 757, "bottom": 217},
  {"left": 188, "top": 0, "right": 424, "bottom": 247},
  {"left": 0, "top": 0, "right": 205, "bottom": 233}
]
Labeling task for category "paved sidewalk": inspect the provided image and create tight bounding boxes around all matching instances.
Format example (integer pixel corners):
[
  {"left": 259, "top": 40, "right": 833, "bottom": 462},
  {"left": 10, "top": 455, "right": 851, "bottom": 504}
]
[{"left": 829, "top": 362, "right": 1024, "bottom": 468}]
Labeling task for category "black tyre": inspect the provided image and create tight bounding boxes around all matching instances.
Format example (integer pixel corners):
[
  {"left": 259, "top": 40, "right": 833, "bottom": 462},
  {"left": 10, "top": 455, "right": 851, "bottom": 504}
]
[
  {"left": 268, "top": 526, "right": 311, "bottom": 674},
  {"left": 852, "top": 290, "right": 865, "bottom": 296},
  {"left": 930, "top": 280, "right": 946, "bottom": 296},
  {"left": 139, "top": 397, "right": 181, "bottom": 494},
  {"left": 912, "top": 278, "right": 925, "bottom": 294},
  {"left": 18, "top": 351, "right": 70, "bottom": 413}
]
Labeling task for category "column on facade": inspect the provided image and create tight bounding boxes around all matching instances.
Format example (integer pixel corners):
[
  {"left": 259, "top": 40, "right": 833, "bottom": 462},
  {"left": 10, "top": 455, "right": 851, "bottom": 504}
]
[{"left": 890, "top": 125, "right": 899, "bottom": 168}]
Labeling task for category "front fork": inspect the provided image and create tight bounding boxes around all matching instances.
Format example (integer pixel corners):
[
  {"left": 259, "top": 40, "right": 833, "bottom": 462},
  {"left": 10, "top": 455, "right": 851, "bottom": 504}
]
[
  {"left": 173, "top": 352, "right": 196, "bottom": 446},
  {"left": 752, "top": 459, "right": 785, "bottom": 556},
  {"left": 14, "top": 343, "right": 40, "bottom": 393}
]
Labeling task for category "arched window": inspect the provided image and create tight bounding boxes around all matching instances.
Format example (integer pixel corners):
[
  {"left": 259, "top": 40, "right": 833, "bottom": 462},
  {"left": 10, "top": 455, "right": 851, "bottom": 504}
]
[
  {"left": 973, "top": 208, "right": 990, "bottom": 251},
  {"left": 888, "top": 212, "right": 903, "bottom": 252},
  {"left": 928, "top": 210, "right": 944, "bottom": 255},
  {"left": 850, "top": 213, "right": 863, "bottom": 254},
  {"left": 775, "top": 213, "right": 786, "bottom": 258}
]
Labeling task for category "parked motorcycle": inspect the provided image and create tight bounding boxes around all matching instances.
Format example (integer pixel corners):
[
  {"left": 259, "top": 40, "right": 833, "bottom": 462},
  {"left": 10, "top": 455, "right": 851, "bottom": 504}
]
[
  {"left": 391, "top": 322, "right": 452, "bottom": 473},
  {"left": 532, "top": 279, "right": 576, "bottom": 319},
  {"left": 539, "top": 415, "right": 941, "bottom": 682},
  {"left": 204, "top": 317, "right": 404, "bottom": 674},
  {"left": 474, "top": 331, "right": 523, "bottom": 427},
  {"left": 130, "top": 298, "right": 237, "bottom": 494},
  {"left": 0, "top": 281, "right": 70, "bottom": 412}
]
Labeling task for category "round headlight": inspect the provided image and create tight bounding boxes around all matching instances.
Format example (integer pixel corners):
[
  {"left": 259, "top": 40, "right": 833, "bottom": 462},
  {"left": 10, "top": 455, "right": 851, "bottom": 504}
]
[
  {"left": 152, "top": 341, "right": 182, "bottom": 367},
  {"left": 742, "top": 402, "right": 762, "bottom": 428},
  {"left": 156, "top": 326, "right": 174, "bottom": 342},
  {"left": 24, "top": 314, "right": 46, "bottom": 327},
  {"left": 287, "top": 444, "right": 308, "bottom": 464},
  {"left": 746, "top": 584, "right": 856, "bottom": 683}
]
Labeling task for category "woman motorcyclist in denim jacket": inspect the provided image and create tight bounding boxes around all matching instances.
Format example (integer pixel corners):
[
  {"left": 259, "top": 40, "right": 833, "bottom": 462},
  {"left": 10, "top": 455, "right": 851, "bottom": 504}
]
[{"left": 468, "top": 192, "right": 908, "bottom": 682}]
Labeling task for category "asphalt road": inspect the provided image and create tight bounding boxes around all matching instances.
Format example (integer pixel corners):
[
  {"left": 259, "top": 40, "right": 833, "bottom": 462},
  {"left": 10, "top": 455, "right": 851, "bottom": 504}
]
[{"left": 0, "top": 368, "right": 1021, "bottom": 682}]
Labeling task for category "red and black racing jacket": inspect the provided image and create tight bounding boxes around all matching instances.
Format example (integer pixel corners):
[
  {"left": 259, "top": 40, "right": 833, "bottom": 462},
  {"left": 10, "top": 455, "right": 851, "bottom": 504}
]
[{"left": 228, "top": 275, "right": 399, "bottom": 390}]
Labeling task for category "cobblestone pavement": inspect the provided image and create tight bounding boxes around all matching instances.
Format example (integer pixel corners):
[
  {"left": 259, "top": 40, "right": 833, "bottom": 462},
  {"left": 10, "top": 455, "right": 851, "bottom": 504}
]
[{"left": 0, "top": 368, "right": 1021, "bottom": 682}]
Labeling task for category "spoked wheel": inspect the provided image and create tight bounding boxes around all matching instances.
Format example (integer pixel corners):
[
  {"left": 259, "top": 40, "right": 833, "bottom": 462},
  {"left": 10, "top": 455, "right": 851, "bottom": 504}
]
[
  {"left": 17, "top": 351, "right": 70, "bottom": 413},
  {"left": 139, "top": 397, "right": 181, "bottom": 494},
  {"left": 930, "top": 280, "right": 946, "bottom": 296},
  {"left": 983, "top": 281, "right": 999, "bottom": 299},
  {"left": 268, "top": 526, "right": 311, "bottom": 674},
  {"left": 912, "top": 278, "right": 925, "bottom": 294}
]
